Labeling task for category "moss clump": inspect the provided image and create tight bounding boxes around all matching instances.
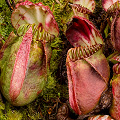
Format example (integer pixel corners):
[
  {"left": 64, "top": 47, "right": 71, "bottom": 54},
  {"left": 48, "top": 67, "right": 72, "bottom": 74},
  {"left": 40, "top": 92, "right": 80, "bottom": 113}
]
[
  {"left": 0, "top": 99, "right": 6, "bottom": 120},
  {"left": 0, "top": 0, "right": 14, "bottom": 40}
]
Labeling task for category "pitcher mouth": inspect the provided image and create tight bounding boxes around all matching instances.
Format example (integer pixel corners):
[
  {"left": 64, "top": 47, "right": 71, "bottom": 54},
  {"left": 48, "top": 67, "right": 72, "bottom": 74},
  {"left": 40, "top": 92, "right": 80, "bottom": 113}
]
[
  {"left": 66, "top": 16, "right": 103, "bottom": 47},
  {"left": 67, "top": 44, "right": 102, "bottom": 62}
]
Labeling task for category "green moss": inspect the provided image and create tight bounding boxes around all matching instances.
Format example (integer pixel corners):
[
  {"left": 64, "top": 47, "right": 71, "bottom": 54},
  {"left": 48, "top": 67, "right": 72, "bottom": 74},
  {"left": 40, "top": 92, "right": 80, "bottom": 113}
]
[
  {"left": 0, "top": 101, "right": 23, "bottom": 120},
  {"left": 6, "top": 110, "right": 23, "bottom": 120},
  {"left": 0, "top": 0, "right": 14, "bottom": 40},
  {"left": 0, "top": 100, "right": 6, "bottom": 120}
]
